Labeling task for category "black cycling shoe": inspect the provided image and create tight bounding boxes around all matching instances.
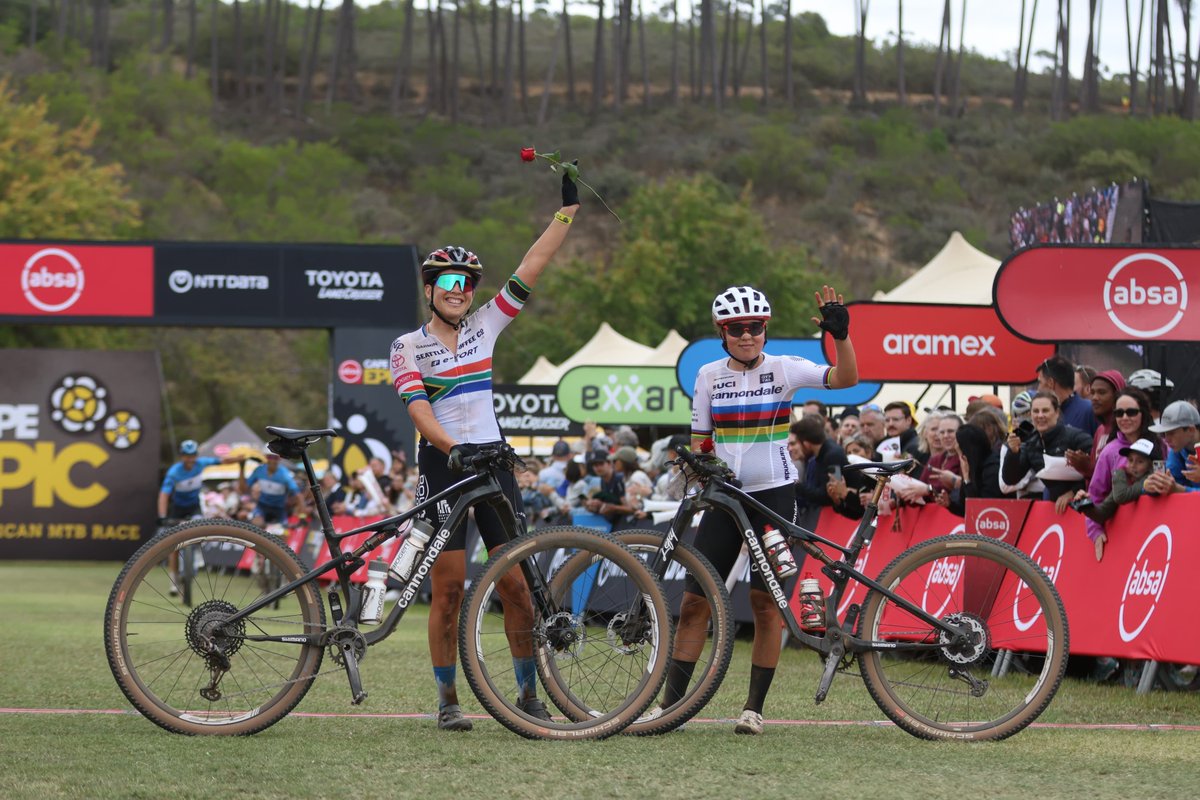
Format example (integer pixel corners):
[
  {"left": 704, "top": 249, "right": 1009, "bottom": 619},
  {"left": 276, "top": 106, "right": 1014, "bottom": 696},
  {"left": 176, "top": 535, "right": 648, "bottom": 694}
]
[
  {"left": 437, "top": 704, "right": 474, "bottom": 731},
  {"left": 517, "top": 697, "right": 552, "bottom": 721}
]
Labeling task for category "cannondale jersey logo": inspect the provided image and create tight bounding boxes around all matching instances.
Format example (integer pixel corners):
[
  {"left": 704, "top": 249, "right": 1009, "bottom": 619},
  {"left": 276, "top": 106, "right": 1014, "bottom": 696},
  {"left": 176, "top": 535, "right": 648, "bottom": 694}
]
[
  {"left": 1014, "top": 524, "right": 1064, "bottom": 633},
  {"left": 21, "top": 248, "right": 85, "bottom": 312},
  {"left": 1103, "top": 253, "right": 1188, "bottom": 339},
  {"left": 1118, "top": 525, "right": 1172, "bottom": 642}
]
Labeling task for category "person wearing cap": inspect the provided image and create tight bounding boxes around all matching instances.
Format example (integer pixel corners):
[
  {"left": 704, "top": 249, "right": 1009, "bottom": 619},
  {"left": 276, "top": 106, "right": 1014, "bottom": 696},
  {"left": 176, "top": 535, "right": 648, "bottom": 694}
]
[
  {"left": 1065, "top": 369, "right": 1126, "bottom": 481},
  {"left": 1070, "top": 437, "right": 1158, "bottom": 561},
  {"left": 653, "top": 434, "right": 692, "bottom": 501},
  {"left": 1143, "top": 400, "right": 1200, "bottom": 495},
  {"left": 240, "top": 451, "right": 301, "bottom": 528},
  {"left": 537, "top": 439, "right": 574, "bottom": 497},
  {"left": 1037, "top": 354, "right": 1098, "bottom": 435},
  {"left": 1078, "top": 387, "right": 1160, "bottom": 546},
  {"left": 583, "top": 449, "right": 638, "bottom": 523}
]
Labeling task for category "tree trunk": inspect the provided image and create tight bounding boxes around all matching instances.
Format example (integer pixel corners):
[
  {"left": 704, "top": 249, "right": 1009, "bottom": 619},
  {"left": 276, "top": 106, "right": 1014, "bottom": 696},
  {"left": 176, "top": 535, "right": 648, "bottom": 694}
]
[
  {"left": 437, "top": 0, "right": 448, "bottom": 114},
  {"left": 950, "top": 0, "right": 966, "bottom": 115},
  {"left": 1162, "top": 0, "right": 1179, "bottom": 112},
  {"left": 326, "top": 0, "right": 343, "bottom": 110},
  {"left": 563, "top": 0, "right": 575, "bottom": 106},
  {"left": 1183, "top": 0, "right": 1196, "bottom": 119},
  {"left": 275, "top": 0, "right": 290, "bottom": 110},
  {"left": 613, "top": 0, "right": 624, "bottom": 112},
  {"left": 669, "top": 0, "right": 679, "bottom": 103},
  {"left": 299, "top": 0, "right": 324, "bottom": 114},
  {"left": 262, "top": 0, "right": 277, "bottom": 108},
  {"left": 537, "top": 12, "right": 563, "bottom": 125},
  {"left": 234, "top": 0, "right": 246, "bottom": 100},
  {"left": 1051, "top": 0, "right": 1071, "bottom": 120},
  {"left": 518, "top": 0, "right": 527, "bottom": 112},
  {"left": 490, "top": 0, "right": 499, "bottom": 95},
  {"left": 1079, "top": 0, "right": 1099, "bottom": 112},
  {"left": 735, "top": 1, "right": 754, "bottom": 97},
  {"left": 450, "top": 0, "right": 461, "bottom": 122},
  {"left": 1014, "top": 0, "right": 1027, "bottom": 110},
  {"left": 638, "top": 0, "right": 649, "bottom": 108},
  {"left": 689, "top": 3, "right": 696, "bottom": 100},
  {"left": 210, "top": 0, "right": 219, "bottom": 102},
  {"left": 502, "top": 0, "right": 515, "bottom": 121},
  {"left": 90, "top": 0, "right": 109, "bottom": 67},
  {"left": 897, "top": 0, "right": 906, "bottom": 105},
  {"left": 758, "top": 0, "right": 767, "bottom": 107},
  {"left": 852, "top": 0, "right": 868, "bottom": 106},
  {"left": 389, "top": 0, "right": 414, "bottom": 113},
  {"left": 783, "top": 0, "right": 793, "bottom": 104},
  {"left": 729, "top": 2, "right": 740, "bottom": 97},
  {"left": 591, "top": 0, "right": 605, "bottom": 114},
  {"left": 185, "top": 0, "right": 198, "bottom": 78},
  {"left": 717, "top": 0, "right": 731, "bottom": 107},
  {"left": 57, "top": 0, "right": 68, "bottom": 52},
  {"left": 932, "top": 0, "right": 949, "bottom": 114},
  {"left": 161, "top": 0, "right": 174, "bottom": 52}
]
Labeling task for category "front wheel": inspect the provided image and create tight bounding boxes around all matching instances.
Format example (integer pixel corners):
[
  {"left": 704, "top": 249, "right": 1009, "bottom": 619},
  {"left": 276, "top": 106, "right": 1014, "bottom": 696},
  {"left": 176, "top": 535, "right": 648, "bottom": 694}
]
[
  {"left": 458, "top": 526, "right": 672, "bottom": 740},
  {"left": 104, "top": 520, "right": 326, "bottom": 735},
  {"left": 858, "top": 534, "right": 1068, "bottom": 741}
]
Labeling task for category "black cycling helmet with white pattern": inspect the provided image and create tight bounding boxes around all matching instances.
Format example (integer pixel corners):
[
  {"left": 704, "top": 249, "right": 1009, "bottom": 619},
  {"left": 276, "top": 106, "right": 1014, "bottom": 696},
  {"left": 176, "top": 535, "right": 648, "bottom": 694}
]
[
  {"left": 421, "top": 245, "right": 483, "bottom": 286},
  {"left": 712, "top": 285, "right": 772, "bottom": 323}
]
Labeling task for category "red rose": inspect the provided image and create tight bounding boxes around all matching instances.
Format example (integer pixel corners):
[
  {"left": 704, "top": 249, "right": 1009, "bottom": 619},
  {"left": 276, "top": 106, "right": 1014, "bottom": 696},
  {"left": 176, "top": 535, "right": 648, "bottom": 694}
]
[{"left": 520, "top": 147, "right": 536, "bottom": 162}]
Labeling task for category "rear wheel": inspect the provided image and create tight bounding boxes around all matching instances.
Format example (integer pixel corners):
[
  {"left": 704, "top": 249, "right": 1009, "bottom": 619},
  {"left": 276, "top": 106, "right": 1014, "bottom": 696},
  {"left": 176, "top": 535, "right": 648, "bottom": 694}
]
[
  {"left": 104, "top": 519, "right": 326, "bottom": 735},
  {"left": 458, "top": 526, "right": 672, "bottom": 740},
  {"left": 858, "top": 534, "right": 1068, "bottom": 741}
]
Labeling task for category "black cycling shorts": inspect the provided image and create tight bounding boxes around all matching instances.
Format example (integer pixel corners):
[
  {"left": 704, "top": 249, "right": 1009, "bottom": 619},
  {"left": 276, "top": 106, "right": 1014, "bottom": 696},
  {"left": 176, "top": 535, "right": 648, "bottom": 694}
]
[
  {"left": 254, "top": 505, "right": 288, "bottom": 525},
  {"left": 416, "top": 442, "right": 524, "bottom": 553},
  {"left": 689, "top": 483, "right": 797, "bottom": 594}
]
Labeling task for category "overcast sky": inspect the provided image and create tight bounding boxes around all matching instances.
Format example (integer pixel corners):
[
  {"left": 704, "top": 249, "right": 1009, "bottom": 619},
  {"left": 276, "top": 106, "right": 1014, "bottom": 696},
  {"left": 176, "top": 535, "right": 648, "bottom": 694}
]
[{"left": 791, "top": 1, "right": 1187, "bottom": 78}]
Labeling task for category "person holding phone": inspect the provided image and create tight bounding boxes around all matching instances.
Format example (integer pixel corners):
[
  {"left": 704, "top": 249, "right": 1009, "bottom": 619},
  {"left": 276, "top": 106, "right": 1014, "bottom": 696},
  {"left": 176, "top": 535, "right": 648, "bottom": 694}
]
[
  {"left": 789, "top": 415, "right": 852, "bottom": 518},
  {"left": 1078, "top": 388, "right": 1160, "bottom": 547}
]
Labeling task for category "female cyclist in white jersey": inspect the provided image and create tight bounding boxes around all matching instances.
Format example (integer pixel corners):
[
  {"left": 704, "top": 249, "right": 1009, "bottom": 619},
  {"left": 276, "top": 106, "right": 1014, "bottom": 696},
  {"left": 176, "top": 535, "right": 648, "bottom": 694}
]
[
  {"left": 659, "top": 284, "right": 858, "bottom": 735},
  {"left": 389, "top": 173, "right": 580, "bottom": 731}
]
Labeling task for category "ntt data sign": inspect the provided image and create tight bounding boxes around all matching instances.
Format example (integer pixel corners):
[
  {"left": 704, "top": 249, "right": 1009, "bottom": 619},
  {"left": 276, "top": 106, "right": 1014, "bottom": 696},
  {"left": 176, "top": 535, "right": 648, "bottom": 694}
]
[
  {"left": 823, "top": 302, "right": 1054, "bottom": 384},
  {"left": 994, "top": 245, "right": 1200, "bottom": 342},
  {"left": 556, "top": 367, "right": 690, "bottom": 425}
]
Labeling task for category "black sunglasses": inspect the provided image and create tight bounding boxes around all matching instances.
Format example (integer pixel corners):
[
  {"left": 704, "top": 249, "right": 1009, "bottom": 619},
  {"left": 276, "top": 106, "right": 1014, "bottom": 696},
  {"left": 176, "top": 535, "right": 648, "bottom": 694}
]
[
  {"left": 1112, "top": 408, "right": 1142, "bottom": 418},
  {"left": 722, "top": 320, "right": 766, "bottom": 337}
]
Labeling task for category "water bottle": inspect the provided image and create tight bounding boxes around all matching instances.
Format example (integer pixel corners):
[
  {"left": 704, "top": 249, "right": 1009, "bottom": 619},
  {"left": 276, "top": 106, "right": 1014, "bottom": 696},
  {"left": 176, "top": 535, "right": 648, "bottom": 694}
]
[
  {"left": 389, "top": 518, "right": 434, "bottom": 583},
  {"left": 358, "top": 560, "right": 389, "bottom": 625},
  {"left": 798, "top": 573, "right": 826, "bottom": 632},
  {"left": 761, "top": 525, "right": 798, "bottom": 579}
]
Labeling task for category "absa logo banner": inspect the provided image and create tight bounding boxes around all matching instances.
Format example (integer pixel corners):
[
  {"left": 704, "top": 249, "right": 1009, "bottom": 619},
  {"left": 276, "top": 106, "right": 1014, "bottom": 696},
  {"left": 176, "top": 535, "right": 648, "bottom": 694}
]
[{"left": 0, "top": 244, "right": 154, "bottom": 318}]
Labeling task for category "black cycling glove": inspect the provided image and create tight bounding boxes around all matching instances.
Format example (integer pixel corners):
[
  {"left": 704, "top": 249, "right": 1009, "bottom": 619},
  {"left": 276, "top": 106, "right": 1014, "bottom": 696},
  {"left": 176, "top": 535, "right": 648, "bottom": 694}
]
[
  {"left": 448, "top": 443, "right": 480, "bottom": 472},
  {"left": 561, "top": 160, "right": 580, "bottom": 207},
  {"left": 818, "top": 301, "right": 851, "bottom": 340}
]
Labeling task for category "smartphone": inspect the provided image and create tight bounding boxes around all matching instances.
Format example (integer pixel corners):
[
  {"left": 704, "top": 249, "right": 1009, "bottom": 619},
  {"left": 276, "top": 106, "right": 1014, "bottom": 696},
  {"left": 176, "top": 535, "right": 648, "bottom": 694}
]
[
  {"left": 827, "top": 464, "right": 842, "bottom": 481},
  {"left": 1153, "top": 459, "right": 1166, "bottom": 473}
]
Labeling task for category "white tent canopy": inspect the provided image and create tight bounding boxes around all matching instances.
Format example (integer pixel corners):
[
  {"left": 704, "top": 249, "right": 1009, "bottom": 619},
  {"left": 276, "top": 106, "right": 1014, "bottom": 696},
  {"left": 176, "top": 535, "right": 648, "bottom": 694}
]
[{"left": 872, "top": 231, "right": 1001, "bottom": 305}]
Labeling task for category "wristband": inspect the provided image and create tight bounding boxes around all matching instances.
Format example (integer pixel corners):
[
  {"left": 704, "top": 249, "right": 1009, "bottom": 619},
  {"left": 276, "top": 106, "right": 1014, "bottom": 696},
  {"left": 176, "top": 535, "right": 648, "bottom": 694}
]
[{"left": 555, "top": 211, "right": 573, "bottom": 225}]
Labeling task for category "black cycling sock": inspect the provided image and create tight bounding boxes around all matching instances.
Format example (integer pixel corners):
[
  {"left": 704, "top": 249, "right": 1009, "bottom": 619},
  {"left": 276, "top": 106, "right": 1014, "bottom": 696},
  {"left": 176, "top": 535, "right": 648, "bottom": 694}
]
[
  {"left": 661, "top": 658, "right": 698, "bottom": 708},
  {"left": 744, "top": 665, "right": 776, "bottom": 715}
]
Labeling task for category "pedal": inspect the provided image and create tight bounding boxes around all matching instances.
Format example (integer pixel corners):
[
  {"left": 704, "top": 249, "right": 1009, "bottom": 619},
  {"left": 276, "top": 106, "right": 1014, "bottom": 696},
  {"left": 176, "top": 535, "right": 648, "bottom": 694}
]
[{"left": 814, "top": 639, "right": 844, "bottom": 704}]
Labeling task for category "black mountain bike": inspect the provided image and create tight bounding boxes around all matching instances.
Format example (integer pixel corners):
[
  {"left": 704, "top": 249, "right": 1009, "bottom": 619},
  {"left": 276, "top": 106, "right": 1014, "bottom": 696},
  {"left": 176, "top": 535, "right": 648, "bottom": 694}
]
[
  {"left": 624, "top": 446, "right": 1069, "bottom": 741},
  {"left": 105, "top": 427, "right": 672, "bottom": 740}
]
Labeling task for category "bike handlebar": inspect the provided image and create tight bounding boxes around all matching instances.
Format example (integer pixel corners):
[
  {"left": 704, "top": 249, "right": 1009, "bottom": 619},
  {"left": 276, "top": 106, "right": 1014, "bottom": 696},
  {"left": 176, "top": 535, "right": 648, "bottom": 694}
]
[
  {"left": 669, "top": 445, "right": 743, "bottom": 489},
  {"left": 461, "top": 442, "right": 527, "bottom": 475}
]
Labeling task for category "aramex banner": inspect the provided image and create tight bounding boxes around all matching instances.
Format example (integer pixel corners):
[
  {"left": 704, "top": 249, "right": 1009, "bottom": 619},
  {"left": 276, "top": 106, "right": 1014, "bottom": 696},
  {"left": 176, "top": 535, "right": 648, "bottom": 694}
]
[
  {"left": 994, "top": 245, "right": 1200, "bottom": 342},
  {"left": 0, "top": 349, "right": 161, "bottom": 560},
  {"left": 821, "top": 302, "right": 1054, "bottom": 383}
]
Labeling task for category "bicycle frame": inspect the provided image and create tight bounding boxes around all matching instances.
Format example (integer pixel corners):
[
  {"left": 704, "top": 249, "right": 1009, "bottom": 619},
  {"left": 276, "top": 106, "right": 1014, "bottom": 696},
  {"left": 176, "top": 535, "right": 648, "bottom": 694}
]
[{"left": 647, "top": 466, "right": 974, "bottom": 676}]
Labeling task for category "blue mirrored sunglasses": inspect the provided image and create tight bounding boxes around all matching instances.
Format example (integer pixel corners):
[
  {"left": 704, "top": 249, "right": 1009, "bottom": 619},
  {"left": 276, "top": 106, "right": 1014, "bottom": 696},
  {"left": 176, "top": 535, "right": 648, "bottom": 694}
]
[{"left": 434, "top": 273, "right": 475, "bottom": 293}]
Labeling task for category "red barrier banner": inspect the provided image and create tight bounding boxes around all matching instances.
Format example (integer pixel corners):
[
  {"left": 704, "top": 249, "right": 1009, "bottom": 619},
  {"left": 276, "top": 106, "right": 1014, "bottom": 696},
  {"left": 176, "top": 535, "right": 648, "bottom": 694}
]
[
  {"left": 822, "top": 302, "right": 1054, "bottom": 383},
  {"left": 1006, "top": 496, "right": 1200, "bottom": 663},
  {"left": 994, "top": 245, "right": 1200, "bottom": 342},
  {"left": 308, "top": 515, "right": 403, "bottom": 583}
]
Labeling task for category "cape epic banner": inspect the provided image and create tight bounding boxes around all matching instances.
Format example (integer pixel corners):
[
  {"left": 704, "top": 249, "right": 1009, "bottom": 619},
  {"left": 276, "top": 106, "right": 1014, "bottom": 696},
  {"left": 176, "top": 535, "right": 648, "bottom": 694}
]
[{"left": 0, "top": 349, "right": 161, "bottom": 560}]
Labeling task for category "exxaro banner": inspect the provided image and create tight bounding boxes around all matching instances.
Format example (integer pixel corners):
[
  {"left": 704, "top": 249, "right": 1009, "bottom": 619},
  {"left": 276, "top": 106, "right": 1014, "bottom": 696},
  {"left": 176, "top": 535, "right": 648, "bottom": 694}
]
[{"left": 0, "top": 350, "right": 161, "bottom": 560}]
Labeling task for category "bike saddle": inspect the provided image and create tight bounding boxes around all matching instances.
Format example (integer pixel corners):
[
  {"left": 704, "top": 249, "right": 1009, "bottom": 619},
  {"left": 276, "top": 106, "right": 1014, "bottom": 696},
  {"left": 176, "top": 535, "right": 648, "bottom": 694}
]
[
  {"left": 265, "top": 426, "right": 336, "bottom": 458},
  {"left": 842, "top": 459, "right": 915, "bottom": 477}
]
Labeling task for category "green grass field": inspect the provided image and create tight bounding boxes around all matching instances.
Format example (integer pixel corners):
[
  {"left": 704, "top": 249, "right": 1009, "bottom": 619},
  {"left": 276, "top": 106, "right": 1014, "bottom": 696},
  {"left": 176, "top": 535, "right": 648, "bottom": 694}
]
[{"left": 2, "top": 561, "right": 1198, "bottom": 800}]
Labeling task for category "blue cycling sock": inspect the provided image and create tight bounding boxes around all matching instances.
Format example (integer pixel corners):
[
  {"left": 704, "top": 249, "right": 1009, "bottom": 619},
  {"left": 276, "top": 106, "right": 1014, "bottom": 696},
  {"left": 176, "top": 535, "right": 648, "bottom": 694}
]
[
  {"left": 512, "top": 656, "right": 537, "bottom": 704},
  {"left": 434, "top": 665, "right": 457, "bottom": 710}
]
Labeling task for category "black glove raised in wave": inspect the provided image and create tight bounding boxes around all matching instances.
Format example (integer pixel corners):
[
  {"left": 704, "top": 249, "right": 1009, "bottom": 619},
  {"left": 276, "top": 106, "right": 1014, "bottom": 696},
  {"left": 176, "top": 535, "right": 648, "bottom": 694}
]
[
  {"left": 448, "top": 443, "right": 481, "bottom": 472},
  {"left": 561, "top": 160, "right": 580, "bottom": 207},
  {"left": 817, "top": 301, "right": 851, "bottom": 340}
]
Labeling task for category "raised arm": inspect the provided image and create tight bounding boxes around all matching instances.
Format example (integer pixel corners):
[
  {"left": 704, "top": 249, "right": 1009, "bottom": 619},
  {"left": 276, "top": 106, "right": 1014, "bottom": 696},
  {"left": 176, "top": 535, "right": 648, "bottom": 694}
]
[{"left": 514, "top": 170, "right": 582, "bottom": 289}]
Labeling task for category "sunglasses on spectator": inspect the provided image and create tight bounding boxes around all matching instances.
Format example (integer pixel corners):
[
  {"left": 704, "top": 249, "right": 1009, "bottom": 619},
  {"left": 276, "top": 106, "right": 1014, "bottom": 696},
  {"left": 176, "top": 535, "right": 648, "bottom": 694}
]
[
  {"left": 434, "top": 273, "right": 475, "bottom": 293},
  {"left": 722, "top": 320, "right": 766, "bottom": 337},
  {"left": 1112, "top": 408, "right": 1142, "bottom": 418}
]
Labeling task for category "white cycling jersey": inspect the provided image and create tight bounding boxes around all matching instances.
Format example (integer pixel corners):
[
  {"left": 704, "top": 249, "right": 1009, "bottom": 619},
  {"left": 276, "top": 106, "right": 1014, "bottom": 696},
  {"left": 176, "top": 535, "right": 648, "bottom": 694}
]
[
  {"left": 390, "top": 273, "right": 531, "bottom": 444},
  {"left": 691, "top": 353, "right": 831, "bottom": 492}
]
